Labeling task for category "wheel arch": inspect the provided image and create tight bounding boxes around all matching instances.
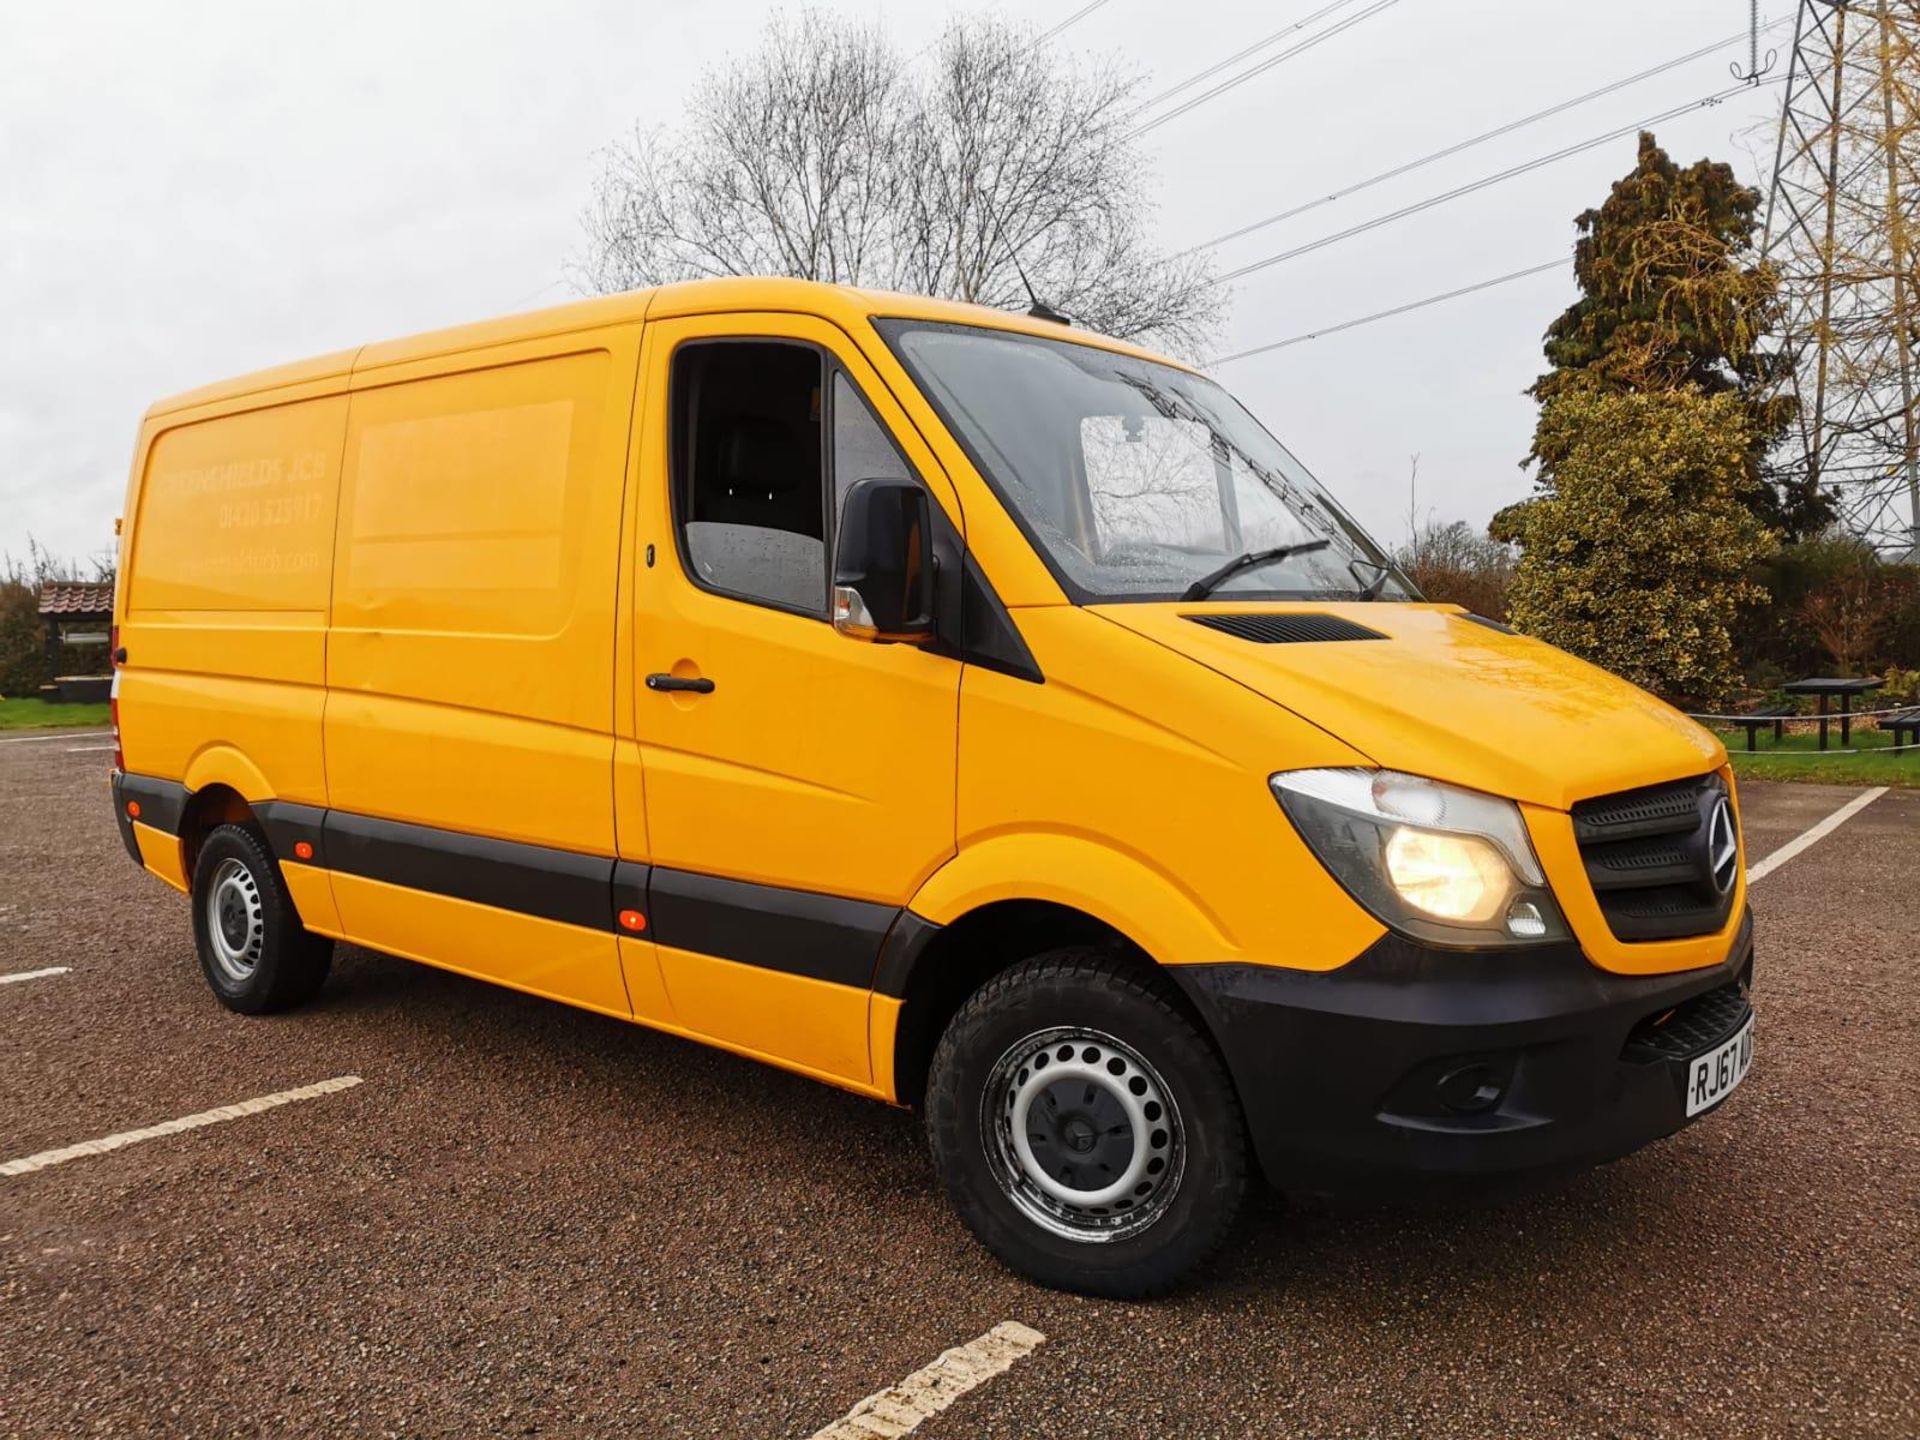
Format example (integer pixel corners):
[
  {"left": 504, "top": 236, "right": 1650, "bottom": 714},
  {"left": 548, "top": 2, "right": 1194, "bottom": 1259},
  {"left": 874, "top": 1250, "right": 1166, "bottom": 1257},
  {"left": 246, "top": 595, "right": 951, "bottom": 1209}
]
[
  {"left": 175, "top": 745, "right": 291, "bottom": 878},
  {"left": 884, "top": 835, "right": 1246, "bottom": 1109},
  {"left": 176, "top": 782, "right": 260, "bottom": 881},
  {"left": 886, "top": 900, "right": 1169, "bottom": 1109},
  {"left": 882, "top": 903, "right": 1237, "bottom": 1114}
]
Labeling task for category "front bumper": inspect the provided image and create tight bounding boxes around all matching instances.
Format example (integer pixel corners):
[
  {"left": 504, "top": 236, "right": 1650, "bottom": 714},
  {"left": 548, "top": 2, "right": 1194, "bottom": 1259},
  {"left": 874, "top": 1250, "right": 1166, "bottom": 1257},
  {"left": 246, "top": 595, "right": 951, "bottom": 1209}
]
[{"left": 1171, "top": 909, "right": 1754, "bottom": 1194}]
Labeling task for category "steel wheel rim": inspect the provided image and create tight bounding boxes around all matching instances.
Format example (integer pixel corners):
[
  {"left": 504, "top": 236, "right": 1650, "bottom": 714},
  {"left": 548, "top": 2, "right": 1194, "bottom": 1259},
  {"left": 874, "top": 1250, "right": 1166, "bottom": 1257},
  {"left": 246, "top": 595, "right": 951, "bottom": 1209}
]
[
  {"left": 205, "top": 857, "right": 264, "bottom": 983},
  {"left": 982, "top": 1026, "right": 1186, "bottom": 1244}
]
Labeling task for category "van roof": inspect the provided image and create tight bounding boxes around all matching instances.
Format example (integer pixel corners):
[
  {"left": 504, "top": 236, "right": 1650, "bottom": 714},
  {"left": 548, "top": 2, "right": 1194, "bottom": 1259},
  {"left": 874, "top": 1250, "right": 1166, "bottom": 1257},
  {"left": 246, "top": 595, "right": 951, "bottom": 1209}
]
[{"left": 145, "top": 276, "right": 1191, "bottom": 419}]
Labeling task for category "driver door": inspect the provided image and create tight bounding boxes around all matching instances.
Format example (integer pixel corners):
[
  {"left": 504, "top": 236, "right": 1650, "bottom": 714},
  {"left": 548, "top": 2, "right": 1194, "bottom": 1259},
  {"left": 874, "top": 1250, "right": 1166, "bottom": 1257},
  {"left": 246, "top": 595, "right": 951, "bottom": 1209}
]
[{"left": 625, "top": 312, "right": 964, "bottom": 1086}]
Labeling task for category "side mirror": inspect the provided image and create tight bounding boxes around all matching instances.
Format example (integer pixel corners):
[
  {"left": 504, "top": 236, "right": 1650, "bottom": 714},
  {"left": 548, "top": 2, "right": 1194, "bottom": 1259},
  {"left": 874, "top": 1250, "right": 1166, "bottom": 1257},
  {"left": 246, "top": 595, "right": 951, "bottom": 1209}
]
[{"left": 833, "top": 478, "right": 935, "bottom": 643}]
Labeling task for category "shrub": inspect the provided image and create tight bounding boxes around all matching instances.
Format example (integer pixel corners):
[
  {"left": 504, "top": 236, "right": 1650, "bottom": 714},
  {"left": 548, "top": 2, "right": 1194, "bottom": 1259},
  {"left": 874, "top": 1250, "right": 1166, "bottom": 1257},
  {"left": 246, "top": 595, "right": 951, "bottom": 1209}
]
[
  {"left": 1395, "top": 519, "right": 1516, "bottom": 620},
  {"left": 1879, "top": 667, "right": 1920, "bottom": 705},
  {"left": 0, "top": 579, "right": 48, "bottom": 698},
  {"left": 1736, "top": 532, "right": 1920, "bottom": 677},
  {"left": 1506, "top": 386, "right": 1776, "bottom": 706}
]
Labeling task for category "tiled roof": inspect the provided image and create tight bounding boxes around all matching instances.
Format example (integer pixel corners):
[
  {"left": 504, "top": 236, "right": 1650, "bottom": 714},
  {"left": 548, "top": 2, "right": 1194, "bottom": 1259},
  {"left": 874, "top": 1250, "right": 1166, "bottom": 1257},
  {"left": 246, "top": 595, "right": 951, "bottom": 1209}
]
[{"left": 37, "top": 580, "right": 115, "bottom": 616}]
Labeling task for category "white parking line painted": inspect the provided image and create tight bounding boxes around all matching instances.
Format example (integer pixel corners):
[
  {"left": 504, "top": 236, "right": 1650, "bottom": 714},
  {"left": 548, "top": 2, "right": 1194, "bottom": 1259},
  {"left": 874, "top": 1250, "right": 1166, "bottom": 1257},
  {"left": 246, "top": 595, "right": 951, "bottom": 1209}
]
[
  {"left": 0, "top": 1075, "right": 363, "bottom": 1179},
  {"left": 0, "top": 967, "right": 71, "bottom": 986},
  {"left": 806, "top": 1321, "right": 1045, "bottom": 1440},
  {"left": 64, "top": 744, "right": 117, "bottom": 753},
  {"left": 0, "top": 731, "right": 111, "bottom": 745},
  {"left": 1747, "top": 787, "right": 1888, "bottom": 886}
]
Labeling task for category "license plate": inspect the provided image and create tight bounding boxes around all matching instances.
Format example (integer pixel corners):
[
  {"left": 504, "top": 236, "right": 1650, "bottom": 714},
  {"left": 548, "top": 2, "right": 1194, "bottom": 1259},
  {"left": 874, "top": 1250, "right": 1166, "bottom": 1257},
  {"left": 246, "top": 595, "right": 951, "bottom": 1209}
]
[{"left": 1685, "top": 1013, "right": 1754, "bottom": 1117}]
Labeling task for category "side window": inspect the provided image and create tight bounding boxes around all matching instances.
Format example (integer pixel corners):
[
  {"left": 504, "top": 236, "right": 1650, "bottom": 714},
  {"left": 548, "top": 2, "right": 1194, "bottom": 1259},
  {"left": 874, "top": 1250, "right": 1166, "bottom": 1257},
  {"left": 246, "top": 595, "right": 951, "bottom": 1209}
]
[
  {"left": 830, "top": 371, "right": 913, "bottom": 520},
  {"left": 672, "top": 341, "right": 826, "bottom": 614}
]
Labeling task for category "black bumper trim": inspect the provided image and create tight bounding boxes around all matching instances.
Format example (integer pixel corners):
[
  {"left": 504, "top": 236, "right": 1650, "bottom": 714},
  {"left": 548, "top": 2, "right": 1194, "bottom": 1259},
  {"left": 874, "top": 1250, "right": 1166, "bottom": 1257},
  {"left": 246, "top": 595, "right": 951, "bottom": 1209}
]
[
  {"left": 112, "top": 771, "right": 900, "bottom": 991},
  {"left": 871, "top": 910, "right": 942, "bottom": 998},
  {"left": 254, "top": 800, "right": 327, "bottom": 867},
  {"left": 322, "top": 810, "right": 616, "bottom": 933},
  {"left": 1170, "top": 910, "right": 1755, "bottom": 1192},
  {"left": 647, "top": 867, "right": 897, "bottom": 990},
  {"left": 108, "top": 771, "right": 144, "bottom": 863},
  {"left": 114, "top": 772, "right": 189, "bottom": 836}
]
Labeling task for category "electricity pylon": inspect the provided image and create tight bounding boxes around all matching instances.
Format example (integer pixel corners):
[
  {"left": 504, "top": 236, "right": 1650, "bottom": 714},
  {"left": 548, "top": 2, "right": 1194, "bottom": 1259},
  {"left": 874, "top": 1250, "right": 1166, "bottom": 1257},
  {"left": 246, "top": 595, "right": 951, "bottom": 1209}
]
[{"left": 1762, "top": 0, "right": 1920, "bottom": 555}]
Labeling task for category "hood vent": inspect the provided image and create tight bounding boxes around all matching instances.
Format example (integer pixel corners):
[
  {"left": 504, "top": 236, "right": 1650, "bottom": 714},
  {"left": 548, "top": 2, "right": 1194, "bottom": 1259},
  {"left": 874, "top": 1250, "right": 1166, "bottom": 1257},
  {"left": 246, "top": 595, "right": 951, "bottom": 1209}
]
[{"left": 1184, "top": 613, "right": 1388, "bottom": 644}]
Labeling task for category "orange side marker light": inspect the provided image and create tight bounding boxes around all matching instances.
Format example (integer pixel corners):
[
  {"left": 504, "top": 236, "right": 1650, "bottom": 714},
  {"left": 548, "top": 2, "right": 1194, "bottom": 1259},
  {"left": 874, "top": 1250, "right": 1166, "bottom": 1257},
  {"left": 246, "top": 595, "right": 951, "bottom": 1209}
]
[
  {"left": 293, "top": 841, "right": 315, "bottom": 860},
  {"left": 126, "top": 800, "right": 141, "bottom": 819},
  {"left": 618, "top": 909, "right": 647, "bottom": 933}
]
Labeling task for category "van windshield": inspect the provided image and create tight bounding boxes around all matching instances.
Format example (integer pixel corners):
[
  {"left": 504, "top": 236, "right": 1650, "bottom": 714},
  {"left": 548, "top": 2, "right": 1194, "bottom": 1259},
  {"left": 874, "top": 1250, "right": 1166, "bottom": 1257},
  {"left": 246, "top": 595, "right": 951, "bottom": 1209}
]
[{"left": 875, "top": 319, "right": 1413, "bottom": 603}]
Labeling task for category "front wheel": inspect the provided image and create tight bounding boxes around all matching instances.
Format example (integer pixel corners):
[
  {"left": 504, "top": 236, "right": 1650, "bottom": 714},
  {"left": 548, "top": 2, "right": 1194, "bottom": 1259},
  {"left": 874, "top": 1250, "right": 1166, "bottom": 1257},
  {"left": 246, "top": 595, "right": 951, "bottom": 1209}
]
[{"left": 925, "top": 948, "right": 1249, "bottom": 1298}]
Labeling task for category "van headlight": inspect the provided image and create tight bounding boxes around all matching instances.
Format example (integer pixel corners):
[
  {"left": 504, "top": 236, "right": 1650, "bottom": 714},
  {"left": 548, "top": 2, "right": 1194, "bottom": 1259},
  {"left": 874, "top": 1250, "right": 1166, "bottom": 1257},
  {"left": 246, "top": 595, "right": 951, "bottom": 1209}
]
[{"left": 1270, "top": 768, "right": 1570, "bottom": 947}]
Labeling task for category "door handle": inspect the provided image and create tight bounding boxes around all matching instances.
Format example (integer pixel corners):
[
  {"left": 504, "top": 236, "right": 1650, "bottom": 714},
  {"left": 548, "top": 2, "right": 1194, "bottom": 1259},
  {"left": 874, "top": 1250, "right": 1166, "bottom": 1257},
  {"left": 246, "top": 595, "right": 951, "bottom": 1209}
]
[{"left": 646, "top": 673, "right": 715, "bottom": 695}]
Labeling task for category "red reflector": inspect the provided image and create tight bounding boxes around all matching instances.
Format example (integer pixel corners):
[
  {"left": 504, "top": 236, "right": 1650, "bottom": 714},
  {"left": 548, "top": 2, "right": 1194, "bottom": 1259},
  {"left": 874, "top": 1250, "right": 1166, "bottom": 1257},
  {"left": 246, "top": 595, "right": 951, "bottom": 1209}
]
[
  {"left": 126, "top": 800, "right": 141, "bottom": 819},
  {"left": 618, "top": 909, "right": 647, "bottom": 932},
  {"left": 293, "top": 841, "right": 314, "bottom": 860}
]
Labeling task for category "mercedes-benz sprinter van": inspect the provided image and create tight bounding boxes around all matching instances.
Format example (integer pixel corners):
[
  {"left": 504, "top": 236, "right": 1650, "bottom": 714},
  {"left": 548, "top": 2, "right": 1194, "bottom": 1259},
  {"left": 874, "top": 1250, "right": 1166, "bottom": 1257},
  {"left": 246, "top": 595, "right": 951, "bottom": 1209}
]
[{"left": 110, "top": 278, "right": 1754, "bottom": 1296}]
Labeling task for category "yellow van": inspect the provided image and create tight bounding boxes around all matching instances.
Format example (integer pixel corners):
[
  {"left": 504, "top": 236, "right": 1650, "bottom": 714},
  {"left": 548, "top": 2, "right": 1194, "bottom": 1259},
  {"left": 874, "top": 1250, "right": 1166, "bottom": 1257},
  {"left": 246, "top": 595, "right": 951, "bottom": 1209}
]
[{"left": 110, "top": 278, "right": 1754, "bottom": 1295}]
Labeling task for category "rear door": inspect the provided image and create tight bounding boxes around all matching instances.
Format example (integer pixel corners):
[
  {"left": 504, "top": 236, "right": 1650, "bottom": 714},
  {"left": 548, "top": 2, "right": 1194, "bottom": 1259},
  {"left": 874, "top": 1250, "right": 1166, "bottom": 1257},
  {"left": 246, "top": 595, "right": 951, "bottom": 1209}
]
[
  {"left": 322, "top": 327, "right": 642, "bottom": 1016},
  {"left": 626, "top": 312, "right": 963, "bottom": 1084}
]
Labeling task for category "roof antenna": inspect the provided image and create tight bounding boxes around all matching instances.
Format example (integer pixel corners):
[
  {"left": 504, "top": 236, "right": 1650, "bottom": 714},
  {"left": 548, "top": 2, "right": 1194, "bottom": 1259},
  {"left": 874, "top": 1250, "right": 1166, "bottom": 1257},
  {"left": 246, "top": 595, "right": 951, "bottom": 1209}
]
[
  {"left": 990, "top": 210, "right": 1072, "bottom": 325},
  {"left": 1014, "top": 256, "right": 1072, "bottom": 326}
]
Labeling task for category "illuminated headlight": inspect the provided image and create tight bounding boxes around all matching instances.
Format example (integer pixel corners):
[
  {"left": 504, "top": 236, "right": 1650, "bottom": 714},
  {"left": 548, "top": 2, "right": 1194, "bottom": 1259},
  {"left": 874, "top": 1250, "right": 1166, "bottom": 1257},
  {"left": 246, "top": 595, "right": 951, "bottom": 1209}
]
[{"left": 1270, "top": 769, "right": 1570, "bottom": 947}]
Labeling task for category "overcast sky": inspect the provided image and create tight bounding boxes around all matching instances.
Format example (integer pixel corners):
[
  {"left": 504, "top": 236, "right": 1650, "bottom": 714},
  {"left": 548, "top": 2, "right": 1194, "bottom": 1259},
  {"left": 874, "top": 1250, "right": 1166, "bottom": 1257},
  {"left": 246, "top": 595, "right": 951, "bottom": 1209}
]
[{"left": 0, "top": 0, "right": 1786, "bottom": 571}]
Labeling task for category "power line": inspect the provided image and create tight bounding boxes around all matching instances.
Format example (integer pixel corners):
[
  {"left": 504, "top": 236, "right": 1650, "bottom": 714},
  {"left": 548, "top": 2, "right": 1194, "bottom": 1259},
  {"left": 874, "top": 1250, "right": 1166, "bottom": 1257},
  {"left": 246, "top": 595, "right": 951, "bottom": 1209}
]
[
  {"left": 1184, "top": 15, "right": 1795, "bottom": 256},
  {"left": 507, "top": 278, "right": 568, "bottom": 310},
  {"left": 1037, "top": 0, "right": 1115, "bottom": 45},
  {"left": 1209, "top": 258, "right": 1566, "bottom": 364},
  {"left": 905, "top": 0, "right": 1113, "bottom": 70},
  {"left": 1215, "top": 76, "right": 1783, "bottom": 285},
  {"left": 1128, "top": 0, "right": 1406, "bottom": 139},
  {"left": 1135, "top": 0, "right": 1366, "bottom": 112}
]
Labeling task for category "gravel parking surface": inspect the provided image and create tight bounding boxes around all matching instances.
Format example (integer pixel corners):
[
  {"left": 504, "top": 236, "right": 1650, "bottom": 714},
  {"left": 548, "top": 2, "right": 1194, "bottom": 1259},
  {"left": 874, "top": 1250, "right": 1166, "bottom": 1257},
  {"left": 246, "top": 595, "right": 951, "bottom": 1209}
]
[{"left": 1, "top": 738, "right": 1914, "bottom": 1438}]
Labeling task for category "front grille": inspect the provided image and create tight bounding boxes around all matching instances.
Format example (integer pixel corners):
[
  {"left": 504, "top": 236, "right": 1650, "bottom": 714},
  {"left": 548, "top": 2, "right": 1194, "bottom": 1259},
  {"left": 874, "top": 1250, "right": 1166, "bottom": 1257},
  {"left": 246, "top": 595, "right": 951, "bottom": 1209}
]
[
  {"left": 1184, "top": 613, "right": 1387, "bottom": 644},
  {"left": 1572, "top": 773, "right": 1738, "bottom": 942},
  {"left": 1623, "top": 980, "right": 1751, "bottom": 1062}
]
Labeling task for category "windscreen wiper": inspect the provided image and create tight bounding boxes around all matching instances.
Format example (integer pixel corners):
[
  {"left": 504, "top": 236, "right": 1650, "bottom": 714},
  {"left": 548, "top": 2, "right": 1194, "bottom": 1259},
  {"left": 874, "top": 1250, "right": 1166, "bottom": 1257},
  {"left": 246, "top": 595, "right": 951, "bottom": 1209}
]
[
  {"left": 1181, "top": 540, "right": 1330, "bottom": 601},
  {"left": 1349, "top": 559, "right": 1394, "bottom": 600}
]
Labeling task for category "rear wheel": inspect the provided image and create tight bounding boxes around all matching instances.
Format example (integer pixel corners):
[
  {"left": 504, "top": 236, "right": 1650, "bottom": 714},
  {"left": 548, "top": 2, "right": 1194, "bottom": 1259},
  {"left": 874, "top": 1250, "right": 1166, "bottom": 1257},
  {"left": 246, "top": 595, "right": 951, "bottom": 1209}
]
[
  {"left": 925, "top": 947, "right": 1249, "bottom": 1297},
  {"left": 189, "top": 823, "right": 331, "bottom": 1014}
]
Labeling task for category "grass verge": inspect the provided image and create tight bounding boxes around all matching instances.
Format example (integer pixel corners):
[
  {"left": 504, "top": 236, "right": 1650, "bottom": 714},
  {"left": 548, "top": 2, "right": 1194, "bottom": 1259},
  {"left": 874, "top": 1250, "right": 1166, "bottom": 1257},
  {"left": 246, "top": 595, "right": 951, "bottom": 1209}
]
[
  {"left": 0, "top": 697, "right": 111, "bottom": 731},
  {"left": 1714, "top": 724, "right": 1919, "bottom": 788}
]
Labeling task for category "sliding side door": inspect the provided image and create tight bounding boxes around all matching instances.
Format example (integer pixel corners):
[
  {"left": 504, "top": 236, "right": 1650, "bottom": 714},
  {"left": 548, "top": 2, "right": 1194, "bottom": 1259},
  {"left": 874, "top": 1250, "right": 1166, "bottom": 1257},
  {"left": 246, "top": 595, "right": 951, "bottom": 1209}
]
[{"left": 322, "top": 326, "right": 642, "bottom": 1016}]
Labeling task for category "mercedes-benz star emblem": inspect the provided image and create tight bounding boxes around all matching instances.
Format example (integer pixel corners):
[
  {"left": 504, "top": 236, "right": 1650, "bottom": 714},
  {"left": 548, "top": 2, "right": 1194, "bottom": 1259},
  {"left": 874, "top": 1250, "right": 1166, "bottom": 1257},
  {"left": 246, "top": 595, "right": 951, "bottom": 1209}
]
[{"left": 1707, "top": 798, "right": 1738, "bottom": 893}]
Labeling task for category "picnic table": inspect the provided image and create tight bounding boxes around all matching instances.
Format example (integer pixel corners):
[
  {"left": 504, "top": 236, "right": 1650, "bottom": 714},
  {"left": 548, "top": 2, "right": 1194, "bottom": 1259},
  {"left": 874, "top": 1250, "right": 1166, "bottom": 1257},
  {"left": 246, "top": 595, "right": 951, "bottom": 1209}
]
[
  {"left": 1781, "top": 676, "right": 1883, "bottom": 750},
  {"left": 1886, "top": 707, "right": 1920, "bottom": 749},
  {"left": 1731, "top": 702, "right": 1796, "bottom": 751}
]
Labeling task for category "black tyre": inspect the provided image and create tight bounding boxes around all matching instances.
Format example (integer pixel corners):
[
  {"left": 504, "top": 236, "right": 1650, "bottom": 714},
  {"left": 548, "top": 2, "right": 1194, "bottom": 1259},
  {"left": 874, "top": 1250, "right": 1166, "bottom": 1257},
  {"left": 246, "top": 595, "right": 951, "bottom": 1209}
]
[
  {"left": 189, "top": 823, "right": 332, "bottom": 1015},
  {"left": 925, "top": 947, "right": 1249, "bottom": 1298}
]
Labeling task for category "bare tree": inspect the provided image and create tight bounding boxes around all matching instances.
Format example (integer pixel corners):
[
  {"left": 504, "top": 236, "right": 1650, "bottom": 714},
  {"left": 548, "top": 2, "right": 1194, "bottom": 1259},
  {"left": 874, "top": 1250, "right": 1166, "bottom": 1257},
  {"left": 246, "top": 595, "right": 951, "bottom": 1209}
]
[
  {"left": 576, "top": 10, "right": 1220, "bottom": 353},
  {"left": 1394, "top": 515, "right": 1518, "bottom": 621},
  {"left": 895, "top": 21, "right": 1219, "bottom": 348},
  {"left": 580, "top": 12, "right": 904, "bottom": 292}
]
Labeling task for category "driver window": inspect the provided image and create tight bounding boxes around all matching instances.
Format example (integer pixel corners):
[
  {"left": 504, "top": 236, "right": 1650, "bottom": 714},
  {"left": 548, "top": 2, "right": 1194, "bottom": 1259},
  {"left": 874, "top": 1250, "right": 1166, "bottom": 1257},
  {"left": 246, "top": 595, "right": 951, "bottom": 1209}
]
[{"left": 672, "top": 341, "right": 826, "bottom": 614}]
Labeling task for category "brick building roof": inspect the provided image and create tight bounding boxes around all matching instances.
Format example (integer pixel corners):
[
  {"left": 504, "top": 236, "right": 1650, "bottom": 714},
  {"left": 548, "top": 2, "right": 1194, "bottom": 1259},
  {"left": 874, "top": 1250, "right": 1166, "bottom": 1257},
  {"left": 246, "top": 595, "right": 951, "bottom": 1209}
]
[{"left": 37, "top": 580, "right": 115, "bottom": 617}]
